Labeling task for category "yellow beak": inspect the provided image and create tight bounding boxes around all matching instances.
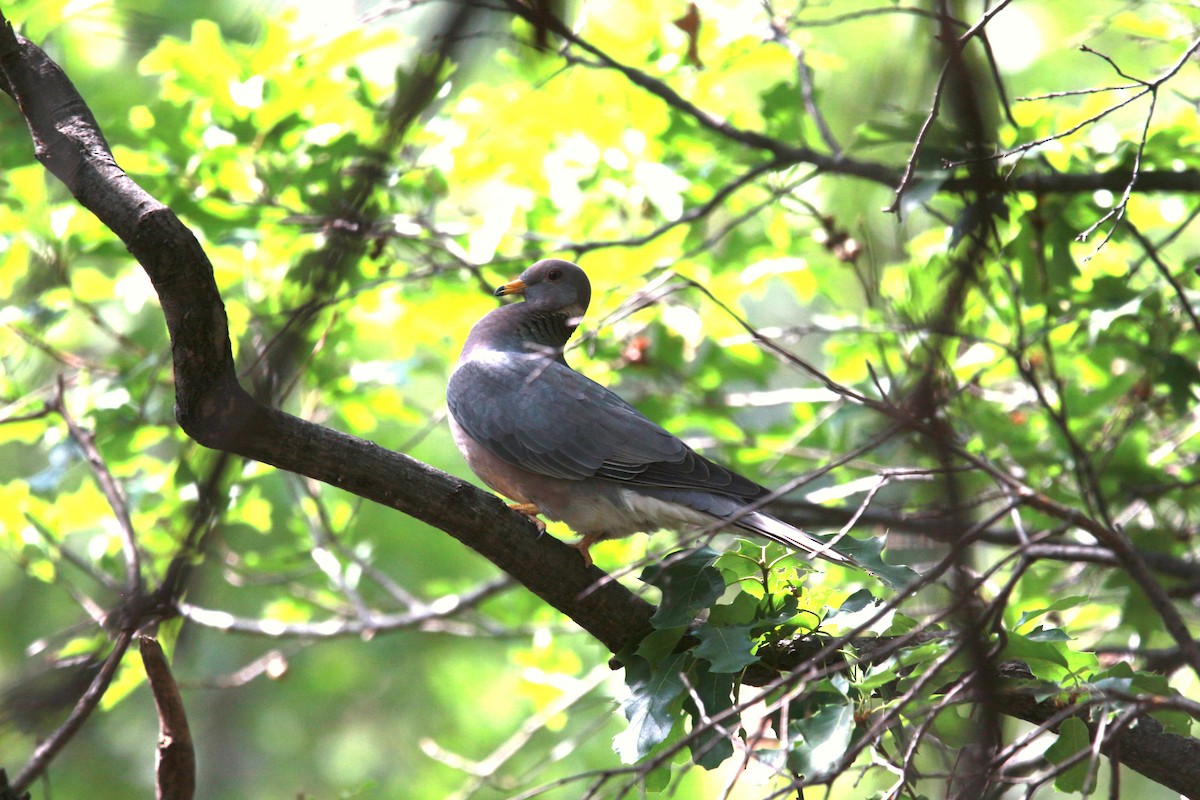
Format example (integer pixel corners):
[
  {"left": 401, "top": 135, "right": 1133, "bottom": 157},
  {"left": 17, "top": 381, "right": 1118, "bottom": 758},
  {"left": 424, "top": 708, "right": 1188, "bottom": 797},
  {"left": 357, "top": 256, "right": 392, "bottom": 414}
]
[{"left": 494, "top": 278, "right": 527, "bottom": 297}]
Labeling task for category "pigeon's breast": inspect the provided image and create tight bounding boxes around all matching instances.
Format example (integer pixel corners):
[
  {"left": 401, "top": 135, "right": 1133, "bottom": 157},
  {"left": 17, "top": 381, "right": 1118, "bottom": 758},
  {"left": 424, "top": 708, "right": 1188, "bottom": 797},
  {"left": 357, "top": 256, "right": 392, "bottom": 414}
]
[{"left": 541, "top": 483, "right": 713, "bottom": 540}]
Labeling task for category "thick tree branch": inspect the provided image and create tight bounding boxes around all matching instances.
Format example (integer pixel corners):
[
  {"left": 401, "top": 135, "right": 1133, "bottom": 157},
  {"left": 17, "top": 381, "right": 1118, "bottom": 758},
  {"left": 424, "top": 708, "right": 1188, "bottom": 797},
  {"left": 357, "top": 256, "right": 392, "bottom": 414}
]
[{"left": 0, "top": 16, "right": 652, "bottom": 658}]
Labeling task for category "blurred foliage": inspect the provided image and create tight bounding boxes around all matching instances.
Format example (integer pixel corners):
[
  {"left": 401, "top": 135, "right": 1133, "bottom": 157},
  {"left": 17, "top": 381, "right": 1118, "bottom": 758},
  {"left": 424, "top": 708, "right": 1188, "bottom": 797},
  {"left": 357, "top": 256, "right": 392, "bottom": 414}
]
[{"left": 0, "top": 0, "right": 1199, "bottom": 798}]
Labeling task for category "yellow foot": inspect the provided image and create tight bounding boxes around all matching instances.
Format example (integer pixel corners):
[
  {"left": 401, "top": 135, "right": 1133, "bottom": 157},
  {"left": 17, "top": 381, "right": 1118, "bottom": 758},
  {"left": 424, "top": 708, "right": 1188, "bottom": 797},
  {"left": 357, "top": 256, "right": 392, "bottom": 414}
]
[
  {"left": 571, "top": 532, "right": 606, "bottom": 569},
  {"left": 507, "top": 502, "right": 546, "bottom": 533}
]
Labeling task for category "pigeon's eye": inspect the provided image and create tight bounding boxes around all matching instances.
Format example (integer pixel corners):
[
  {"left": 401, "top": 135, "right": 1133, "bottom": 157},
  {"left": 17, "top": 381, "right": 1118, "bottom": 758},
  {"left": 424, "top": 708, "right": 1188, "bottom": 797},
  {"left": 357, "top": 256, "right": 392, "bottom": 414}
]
[{"left": 547, "top": 268, "right": 563, "bottom": 281}]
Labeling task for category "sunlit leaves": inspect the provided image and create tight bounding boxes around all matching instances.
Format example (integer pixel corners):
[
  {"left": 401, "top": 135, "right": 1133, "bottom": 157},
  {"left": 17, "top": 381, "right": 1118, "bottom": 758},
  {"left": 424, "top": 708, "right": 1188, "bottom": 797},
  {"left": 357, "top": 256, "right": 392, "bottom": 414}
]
[
  {"left": 0, "top": 0, "right": 1198, "bottom": 797},
  {"left": 786, "top": 700, "right": 854, "bottom": 781},
  {"left": 816, "top": 533, "right": 919, "bottom": 592},
  {"left": 1002, "top": 628, "right": 1099, "bottom": 685},
  {"left": 684, "top": 669, "right": 737, "bottom": 769},
  {"left": 619, "top": 544, "right": 915, "bottom": 777}
]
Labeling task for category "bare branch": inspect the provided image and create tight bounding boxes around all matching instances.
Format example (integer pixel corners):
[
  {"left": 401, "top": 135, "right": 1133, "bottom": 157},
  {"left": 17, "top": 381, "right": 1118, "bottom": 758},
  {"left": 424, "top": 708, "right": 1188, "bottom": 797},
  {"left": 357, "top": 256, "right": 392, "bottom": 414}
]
[
  {"left": 176, "top": 576, "right": 514, "bottom": 638},
  {"left": 140, "top": 637, "right": 195, "bottom": 800},
  {"left": 49, "top": 376, "right": 142, "bottom": 595},
  {"left": 11, "top": 631, "right": 133, "bottom": 794}
]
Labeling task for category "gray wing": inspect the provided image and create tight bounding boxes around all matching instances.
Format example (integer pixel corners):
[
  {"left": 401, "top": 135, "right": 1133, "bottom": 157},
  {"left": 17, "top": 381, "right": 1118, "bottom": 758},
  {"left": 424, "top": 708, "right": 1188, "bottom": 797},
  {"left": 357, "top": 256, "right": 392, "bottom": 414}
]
[{"left": 447, "top": 356, "right": 767, "bottom": 499}]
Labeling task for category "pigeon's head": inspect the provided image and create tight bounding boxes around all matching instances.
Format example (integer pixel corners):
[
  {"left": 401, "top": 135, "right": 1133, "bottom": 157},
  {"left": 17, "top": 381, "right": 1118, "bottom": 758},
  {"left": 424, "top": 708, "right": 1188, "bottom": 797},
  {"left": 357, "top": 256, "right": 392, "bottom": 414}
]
[{"left": 495, "top": 259, "right": 591, "bottom": 319}]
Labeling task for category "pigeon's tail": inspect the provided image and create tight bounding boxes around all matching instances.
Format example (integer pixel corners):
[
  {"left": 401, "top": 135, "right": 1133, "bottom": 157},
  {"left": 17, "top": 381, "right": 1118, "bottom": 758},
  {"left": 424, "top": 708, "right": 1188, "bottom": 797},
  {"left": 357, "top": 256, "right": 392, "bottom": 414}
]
[{"left": 736, "top": 510, "right": 860, "bottom": 568}]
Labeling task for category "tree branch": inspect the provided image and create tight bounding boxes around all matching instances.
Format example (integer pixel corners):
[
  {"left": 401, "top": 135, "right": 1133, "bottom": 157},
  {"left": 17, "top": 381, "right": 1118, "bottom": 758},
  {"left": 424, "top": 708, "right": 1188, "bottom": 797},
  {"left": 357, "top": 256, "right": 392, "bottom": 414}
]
[
  {"left": 10, "top": 631, "right": 132, "bottom": 793},
  {"left": 140, "top": 637, "right": 195, "bottom": 800},
  {"left": 502, "top": 0, "right": 1200, "bottom": 198},
  {"left": 0, "top": 13, "right": 652, "bottom": 658}
]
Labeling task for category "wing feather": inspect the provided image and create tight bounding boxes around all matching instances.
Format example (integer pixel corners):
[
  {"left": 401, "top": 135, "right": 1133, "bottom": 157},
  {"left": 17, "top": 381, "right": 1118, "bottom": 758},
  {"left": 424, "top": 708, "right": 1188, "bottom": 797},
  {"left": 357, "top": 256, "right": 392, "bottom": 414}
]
[{"left": 447, "top": 356, "right": 768, "bottom": 500}]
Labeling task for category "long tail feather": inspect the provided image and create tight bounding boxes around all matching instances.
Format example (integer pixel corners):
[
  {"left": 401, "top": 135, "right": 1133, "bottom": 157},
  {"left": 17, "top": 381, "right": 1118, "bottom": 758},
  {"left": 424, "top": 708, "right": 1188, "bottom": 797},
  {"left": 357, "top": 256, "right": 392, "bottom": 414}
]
[{"left": 735, "top": 510, "right": 860, "bottom": 567}]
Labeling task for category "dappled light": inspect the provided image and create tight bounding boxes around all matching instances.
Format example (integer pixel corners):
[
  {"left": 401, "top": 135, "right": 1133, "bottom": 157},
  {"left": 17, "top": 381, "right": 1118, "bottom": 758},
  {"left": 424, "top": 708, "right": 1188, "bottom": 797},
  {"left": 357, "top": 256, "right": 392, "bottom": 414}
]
[{"left": 1, "top": 1, "right": 1199, "bottom": 799}]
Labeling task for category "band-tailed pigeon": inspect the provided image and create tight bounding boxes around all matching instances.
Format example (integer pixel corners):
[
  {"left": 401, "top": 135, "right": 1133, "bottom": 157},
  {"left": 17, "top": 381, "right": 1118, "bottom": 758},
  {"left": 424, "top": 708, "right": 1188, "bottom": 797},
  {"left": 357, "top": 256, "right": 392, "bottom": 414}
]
[{"left": 447, "top": 259, "right": 858, "bottom": 569}]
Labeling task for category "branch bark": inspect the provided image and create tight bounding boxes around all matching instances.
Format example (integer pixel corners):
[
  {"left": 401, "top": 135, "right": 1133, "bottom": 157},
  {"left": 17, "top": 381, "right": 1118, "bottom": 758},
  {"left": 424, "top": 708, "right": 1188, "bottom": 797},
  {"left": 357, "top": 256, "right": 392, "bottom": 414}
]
[{"left": 140, "top": 638, "right": 194, "bottom": 800}]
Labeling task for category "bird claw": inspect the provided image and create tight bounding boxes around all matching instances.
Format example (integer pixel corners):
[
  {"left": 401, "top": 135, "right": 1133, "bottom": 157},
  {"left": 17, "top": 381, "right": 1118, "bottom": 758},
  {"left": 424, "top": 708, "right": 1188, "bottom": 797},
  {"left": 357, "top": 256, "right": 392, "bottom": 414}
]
[
  {"left": 505, "top": 503, "right": 601, "bottom": 568},
  {"left": 571, "top": 532, "right": 605, "bottom": 569},
  {"left": 507, "top": 502, "right": 546, "bottom": 534}
]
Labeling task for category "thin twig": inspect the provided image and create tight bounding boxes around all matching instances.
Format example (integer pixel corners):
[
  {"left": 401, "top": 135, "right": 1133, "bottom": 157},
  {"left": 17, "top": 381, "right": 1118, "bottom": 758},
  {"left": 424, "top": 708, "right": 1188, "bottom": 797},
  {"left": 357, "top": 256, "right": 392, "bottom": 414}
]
[
  {"left": 50, "top": 376, "right": 142, "bottom": 595},
  {"left": 11, "top": 630, "right": 133, "bottom": 794},
  {"left": 177, "top": 576, "right": 513, "bottom": 638}
]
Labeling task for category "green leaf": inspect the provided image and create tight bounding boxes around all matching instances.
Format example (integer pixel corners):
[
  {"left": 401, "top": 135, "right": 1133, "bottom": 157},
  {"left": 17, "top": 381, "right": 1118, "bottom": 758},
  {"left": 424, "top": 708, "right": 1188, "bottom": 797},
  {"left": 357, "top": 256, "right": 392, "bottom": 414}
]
[
  {"left": 714, "top": 544, "right": 763, "bottom": 583},
  {"left": 817, "top": 534, "right": 919, "bottom": 592},
  {"left": 1119, "top": 668, "right": 1194, "bottom": 736},
  {"left": 1155, "top": 350, "right": 1200, "bottom": 414},
  {"left": 885, "top": 612, "right": 921, "bottom": 636},
  {"left": 1088, "top": 296, "right": 1143, "bottom": 344},
  {"left": 614, "top": 653, "right": 688, "bottom": 763},
  {"left": 760, "top": 81, "right": 805, "bottom": 143},
  {"left": 635, "top": 626, "right": 687, "bottom": 666},
  {"left": 644, "top": 766, "right": 671, "bottom": 793},
  {"left": 707, "top": 590, "right": 760, "bottom": 626},
  {"left": 1044, "top": 717, "right": 1092, "bottom": 793},
  {"left": 901, "top": 174, "right": 950, "bottom": 217},
  {"left": 686, "top": 669, "right": 737, "bottom": 770},
  {"left": 1001, "top": 629, "right": 1068, "bottom": 668},
  {"left": 1015, "top": 596, "right": 1089, "bottom": 630},
  {"left": 1001, "top": 629, "right": 1097, "bottom": 683},
  {"left": 692, "top": 624, "right": 758, "bottom": 673},
  {"left": 1089, "top": 661, "right": 1134, "bottom": 694},
  {"left": 787, "top": 701, "right": 854, "bottom": 780},
  {"left": 823, "top": 588, "right": 893, "bottom": 633},
  {"left": 857, "top": 656, "right": 902, "bottom": 691},
  {"left": 930, "top": 705, "right": 973, "bottom": 746},
  {"left": 1026, "top": 625, "right": 1071, "bottom": 642},
  {"left": 642, "top": 548, "right": 724, "bottom": 629}
]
